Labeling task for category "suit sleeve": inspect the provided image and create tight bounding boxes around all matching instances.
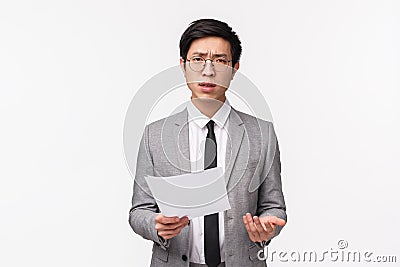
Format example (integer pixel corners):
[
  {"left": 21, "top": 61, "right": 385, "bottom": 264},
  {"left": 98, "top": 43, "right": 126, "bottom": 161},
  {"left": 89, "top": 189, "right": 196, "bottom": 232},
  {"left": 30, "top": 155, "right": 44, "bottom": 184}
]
[
  {"left": 257, "top": 122, "right": 287, "bottom": 241},
  {"left": 128, "top": 125, "right": 170, "bottom": 249}
]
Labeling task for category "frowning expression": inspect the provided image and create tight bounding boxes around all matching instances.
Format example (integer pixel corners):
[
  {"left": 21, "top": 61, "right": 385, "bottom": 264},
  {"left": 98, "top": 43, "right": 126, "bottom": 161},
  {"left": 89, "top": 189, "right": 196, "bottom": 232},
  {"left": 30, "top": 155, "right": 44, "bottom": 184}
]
[{"left": 180, "top": 36, "right": 240, "bottom": 102}]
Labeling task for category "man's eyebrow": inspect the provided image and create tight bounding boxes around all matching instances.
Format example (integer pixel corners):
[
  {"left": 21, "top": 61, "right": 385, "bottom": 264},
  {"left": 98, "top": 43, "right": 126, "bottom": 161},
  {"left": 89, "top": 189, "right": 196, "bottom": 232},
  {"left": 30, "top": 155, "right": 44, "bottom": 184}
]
[
  {"left": 213, "top": 53, "right": 228, "bottom": 57},
  {"left": 190, "top": 52, "right": 229, "bottom": 57},
  {"left": 191, "top": 51, "right": 207, "bottom": 56}
]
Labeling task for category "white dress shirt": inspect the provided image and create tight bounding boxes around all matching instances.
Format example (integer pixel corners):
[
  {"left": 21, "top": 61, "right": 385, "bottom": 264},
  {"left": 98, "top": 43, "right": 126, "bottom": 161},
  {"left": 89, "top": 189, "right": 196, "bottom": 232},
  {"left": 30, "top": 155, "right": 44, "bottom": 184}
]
[{"left": 186, "top": 98, "right": 231, "bottom": 264}]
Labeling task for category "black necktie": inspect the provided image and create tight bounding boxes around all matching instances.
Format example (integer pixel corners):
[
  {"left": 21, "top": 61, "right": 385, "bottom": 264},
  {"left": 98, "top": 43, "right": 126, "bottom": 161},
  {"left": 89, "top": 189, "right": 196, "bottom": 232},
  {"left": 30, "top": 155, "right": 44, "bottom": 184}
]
[{"left": 204, "top": 120, "right": 221, "bottom": 267}]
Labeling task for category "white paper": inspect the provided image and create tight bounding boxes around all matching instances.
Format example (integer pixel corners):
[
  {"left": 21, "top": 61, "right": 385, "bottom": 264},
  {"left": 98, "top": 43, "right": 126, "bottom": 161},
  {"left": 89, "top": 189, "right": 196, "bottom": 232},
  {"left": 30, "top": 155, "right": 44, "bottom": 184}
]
[{"left": 145, "top": 167, "right": 231, "bottom": 219}]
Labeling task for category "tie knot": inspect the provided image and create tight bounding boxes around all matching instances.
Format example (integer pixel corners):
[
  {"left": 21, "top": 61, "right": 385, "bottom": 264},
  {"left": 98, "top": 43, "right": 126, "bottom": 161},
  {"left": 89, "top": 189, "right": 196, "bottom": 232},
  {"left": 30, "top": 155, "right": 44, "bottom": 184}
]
[{"left": 206, "top": 120, "right": 215, "bottom": 131}]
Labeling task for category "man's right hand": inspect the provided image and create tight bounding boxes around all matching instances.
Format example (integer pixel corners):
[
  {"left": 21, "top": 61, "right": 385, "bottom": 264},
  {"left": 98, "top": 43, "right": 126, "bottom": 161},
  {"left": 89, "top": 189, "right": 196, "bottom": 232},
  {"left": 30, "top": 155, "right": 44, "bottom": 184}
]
[{"left": 155, "top": 214, "right": 189, "bottom": 240}]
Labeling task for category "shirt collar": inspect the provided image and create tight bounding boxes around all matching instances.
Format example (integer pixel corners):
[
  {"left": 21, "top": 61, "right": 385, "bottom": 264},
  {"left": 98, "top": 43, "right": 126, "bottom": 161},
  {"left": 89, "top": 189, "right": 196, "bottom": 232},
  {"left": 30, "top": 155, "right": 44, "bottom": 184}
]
[{"left": 186, "top": 98, "right": 231, "bottom": 129}]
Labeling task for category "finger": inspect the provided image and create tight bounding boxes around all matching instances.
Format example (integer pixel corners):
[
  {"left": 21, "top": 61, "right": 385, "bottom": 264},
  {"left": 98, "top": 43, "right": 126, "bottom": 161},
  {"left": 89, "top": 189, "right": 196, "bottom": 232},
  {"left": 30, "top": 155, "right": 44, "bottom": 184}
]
[
  {"left": 267, "top": 216, "right": 286, "bottom": 227},
  {"left": 242, "top": 215, "right": 256, "bottom": 241},
  {"left": 157, "top": 219, "right": 189, "bottom": 231},
  {"left": 176, "top": 222, "right": 189, "bottom": 232},
  {"left": 159, "top": 223, "right": 187, "bottom": 237},
  {"left": 178, "top": 216, "right": 189, "bottom": 224},
  {"left": 172, "top": 219, "right": 189, "bottom": 230},
  {"left": 242, "top": 215, "right": 248, "bottom": 228},
  {"left": 246, "top": 213, "right": 261, "bottom": 241},
  {"left": 155, "top": 213, "right": 177, "bottom": 224},
  {"left": 253, "top": 216, "right": 268, "bottom": 240},
  {"left": 159, "top": 215, "right": 180, "bottom": 224},
  {"left": 253, "top": 216, "right": 267, "bottom": 231},
  {"left": 242, "top": 215, "right": 251, "bottom": 232},
  {"left": 158, "top": 228, "right": 179, "bottom": 236},
  {"left": 263, "top": 220, "right": 274, "bottom": 235},
  {"left": 260, "top": 217, "right": 273, "bottom": 231},
  {"left": 163, "top": 222, "right": 187, "bottom": 231}
]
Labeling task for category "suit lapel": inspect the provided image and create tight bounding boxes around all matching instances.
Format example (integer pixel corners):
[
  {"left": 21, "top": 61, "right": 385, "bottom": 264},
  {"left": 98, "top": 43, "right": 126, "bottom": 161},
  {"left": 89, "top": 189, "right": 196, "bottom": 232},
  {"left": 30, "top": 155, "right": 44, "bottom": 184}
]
[
  {"left": 224, "top": 108, "right": 245, "bottom": 185},
  {"left": 172, "top": 108, "right": 191, "bottom": 174}
]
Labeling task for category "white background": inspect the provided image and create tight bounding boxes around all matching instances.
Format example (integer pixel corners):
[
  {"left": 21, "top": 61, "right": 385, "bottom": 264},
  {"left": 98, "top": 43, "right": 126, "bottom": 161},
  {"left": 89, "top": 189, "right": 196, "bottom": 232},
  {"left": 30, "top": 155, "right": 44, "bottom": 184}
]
[{"left": 1, "top": 1, "right": 399, "bottom": 266}]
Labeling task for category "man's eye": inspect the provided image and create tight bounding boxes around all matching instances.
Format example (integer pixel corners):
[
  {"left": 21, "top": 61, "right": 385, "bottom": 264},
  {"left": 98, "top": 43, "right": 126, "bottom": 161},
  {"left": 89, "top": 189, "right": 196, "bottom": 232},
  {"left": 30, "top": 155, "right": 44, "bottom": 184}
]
[
  {"left": 215, "top": 58, "right": 228, "bottom": 64},
  {"left": 192, "top": 57, "right": 203, "bottom": 62}
]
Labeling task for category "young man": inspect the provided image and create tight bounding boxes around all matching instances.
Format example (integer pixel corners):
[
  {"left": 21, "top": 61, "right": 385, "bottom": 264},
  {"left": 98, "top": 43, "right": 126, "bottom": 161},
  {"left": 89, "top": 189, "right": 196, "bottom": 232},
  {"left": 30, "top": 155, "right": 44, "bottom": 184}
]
[{"left": 129, "top": 19, "right": 287, "bottom": 267}]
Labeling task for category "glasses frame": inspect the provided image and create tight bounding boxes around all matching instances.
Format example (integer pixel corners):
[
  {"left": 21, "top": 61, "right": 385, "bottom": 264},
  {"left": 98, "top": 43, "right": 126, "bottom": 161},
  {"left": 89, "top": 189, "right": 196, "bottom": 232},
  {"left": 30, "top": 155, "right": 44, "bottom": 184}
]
[{"left": 185, "top": 56, "right": 232, "bottom": 72}]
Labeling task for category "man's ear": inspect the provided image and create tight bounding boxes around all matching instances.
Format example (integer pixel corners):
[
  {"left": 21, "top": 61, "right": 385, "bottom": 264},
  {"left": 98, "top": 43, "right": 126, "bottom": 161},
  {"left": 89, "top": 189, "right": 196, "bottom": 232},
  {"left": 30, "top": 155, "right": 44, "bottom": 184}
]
[
  {"left": 180, "top": 58, "right": 186, "bottom": 77},
  {"left": 231, "top": 61, "right": 240, "bottom": 79}
]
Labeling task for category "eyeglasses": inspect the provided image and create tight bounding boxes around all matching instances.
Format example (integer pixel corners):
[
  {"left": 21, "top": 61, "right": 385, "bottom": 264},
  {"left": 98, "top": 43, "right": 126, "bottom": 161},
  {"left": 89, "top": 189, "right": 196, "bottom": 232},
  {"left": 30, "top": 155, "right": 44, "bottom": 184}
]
[{"left": 186, "top": 56, "right": 232, "bottom": 72}]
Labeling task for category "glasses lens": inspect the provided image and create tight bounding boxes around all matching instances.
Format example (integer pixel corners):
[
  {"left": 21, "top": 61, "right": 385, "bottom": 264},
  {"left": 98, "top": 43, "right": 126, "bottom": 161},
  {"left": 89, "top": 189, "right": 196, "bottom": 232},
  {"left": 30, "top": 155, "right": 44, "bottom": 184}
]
[
  {"left": 189, "top": 61, "right": 204, "bottom": 72},
  {"left": 214, "top": 57, "right": 229, "bottom": 72},
  {"left": 214, "top": 64, "right": 228, "bottom": 72}
]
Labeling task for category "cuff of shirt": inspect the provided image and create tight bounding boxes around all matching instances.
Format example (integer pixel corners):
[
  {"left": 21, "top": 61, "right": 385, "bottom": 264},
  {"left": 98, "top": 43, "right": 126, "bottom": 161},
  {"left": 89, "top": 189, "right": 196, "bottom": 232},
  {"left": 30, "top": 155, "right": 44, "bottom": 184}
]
[
  {"left": 257, "top": 239, "right": 271, "bottom": 248},
  {"left": 157, "top": 235, "right": 170, "bottom": 250}
]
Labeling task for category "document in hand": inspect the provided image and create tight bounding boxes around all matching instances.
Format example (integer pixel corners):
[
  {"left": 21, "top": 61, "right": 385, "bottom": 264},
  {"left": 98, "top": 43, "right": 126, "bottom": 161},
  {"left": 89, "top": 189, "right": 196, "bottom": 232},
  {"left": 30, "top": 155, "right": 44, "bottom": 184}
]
[{"left": 145, "top": 167, "right": 231, "bottom": 219}]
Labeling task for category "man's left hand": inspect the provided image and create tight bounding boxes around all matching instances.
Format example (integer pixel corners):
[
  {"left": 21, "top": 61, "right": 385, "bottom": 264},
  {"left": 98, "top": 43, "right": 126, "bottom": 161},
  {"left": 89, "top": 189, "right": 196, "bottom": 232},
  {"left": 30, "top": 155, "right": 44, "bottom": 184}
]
[{"left": 242, "top": 213, "right": 286, "bottom": 243}]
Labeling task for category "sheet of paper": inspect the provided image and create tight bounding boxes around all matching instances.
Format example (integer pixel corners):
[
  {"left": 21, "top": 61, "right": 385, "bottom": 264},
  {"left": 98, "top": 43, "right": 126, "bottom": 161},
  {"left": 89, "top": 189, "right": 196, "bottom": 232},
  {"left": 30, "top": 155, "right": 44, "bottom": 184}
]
[{"left": 145, "top": 167, "right": 231, "bottom": 219}]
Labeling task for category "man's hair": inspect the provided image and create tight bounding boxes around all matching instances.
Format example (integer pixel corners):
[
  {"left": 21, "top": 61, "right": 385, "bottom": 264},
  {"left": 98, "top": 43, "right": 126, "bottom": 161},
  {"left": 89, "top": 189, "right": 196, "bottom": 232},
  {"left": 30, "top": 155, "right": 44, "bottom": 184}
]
[{"left": 179, "top": 18, "right": 242, "bottom": 66}]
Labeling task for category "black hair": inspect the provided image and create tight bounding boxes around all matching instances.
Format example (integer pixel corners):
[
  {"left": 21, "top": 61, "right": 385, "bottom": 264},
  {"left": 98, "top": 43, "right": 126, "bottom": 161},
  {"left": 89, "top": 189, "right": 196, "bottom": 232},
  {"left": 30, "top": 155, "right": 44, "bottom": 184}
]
[{"left": 179, "top": 18, "right": 242, "bottom": 66}]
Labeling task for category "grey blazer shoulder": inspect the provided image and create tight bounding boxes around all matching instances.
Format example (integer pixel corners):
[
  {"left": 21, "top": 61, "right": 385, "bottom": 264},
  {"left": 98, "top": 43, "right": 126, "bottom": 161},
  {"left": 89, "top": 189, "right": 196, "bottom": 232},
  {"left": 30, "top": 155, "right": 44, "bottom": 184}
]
[{"left": 129, "top": 107, "right": 287, "bottom": 267}]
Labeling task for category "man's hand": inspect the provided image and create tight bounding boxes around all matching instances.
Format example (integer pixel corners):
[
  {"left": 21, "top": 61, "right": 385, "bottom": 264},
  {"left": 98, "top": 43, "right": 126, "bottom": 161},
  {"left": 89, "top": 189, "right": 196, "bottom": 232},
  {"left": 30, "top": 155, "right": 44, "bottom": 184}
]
[
  {"left": 155, "top": 214, "right": 189, "bottom": 240},
  {"left": 242, "top": 213, "right": 286, "bottom": 242}
]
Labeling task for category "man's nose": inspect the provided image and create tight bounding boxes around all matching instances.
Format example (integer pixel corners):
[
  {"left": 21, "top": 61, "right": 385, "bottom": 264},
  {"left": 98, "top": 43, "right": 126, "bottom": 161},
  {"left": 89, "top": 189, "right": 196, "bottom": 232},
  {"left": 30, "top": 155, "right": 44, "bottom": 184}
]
[{"left": 201, "top": 60, "right": 215, "bottom": 77}]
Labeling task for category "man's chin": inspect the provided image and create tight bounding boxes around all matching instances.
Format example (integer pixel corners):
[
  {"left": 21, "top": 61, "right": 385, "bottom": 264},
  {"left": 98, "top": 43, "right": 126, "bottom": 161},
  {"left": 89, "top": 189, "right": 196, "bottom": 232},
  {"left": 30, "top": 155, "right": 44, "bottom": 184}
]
[
  {"left": 199, "top": 86, "right": 216, "bottom": 93},
  {"left": 191, "top": 94, "right": 226, "bottom": 103}
]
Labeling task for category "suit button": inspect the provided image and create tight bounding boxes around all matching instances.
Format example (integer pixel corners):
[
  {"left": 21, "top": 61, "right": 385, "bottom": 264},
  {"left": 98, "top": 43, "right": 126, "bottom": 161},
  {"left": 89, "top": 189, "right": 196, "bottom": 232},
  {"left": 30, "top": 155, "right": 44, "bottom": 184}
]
[{"left": 182, "top": 255, "right": 187, "bottom": 261}]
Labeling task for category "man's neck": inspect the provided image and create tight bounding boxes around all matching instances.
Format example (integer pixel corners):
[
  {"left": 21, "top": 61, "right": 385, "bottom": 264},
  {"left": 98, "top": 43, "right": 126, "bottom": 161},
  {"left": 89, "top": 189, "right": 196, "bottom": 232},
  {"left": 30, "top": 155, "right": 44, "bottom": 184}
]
[{"left": 191, "top": 96, "right": 225, "bottom": 119}]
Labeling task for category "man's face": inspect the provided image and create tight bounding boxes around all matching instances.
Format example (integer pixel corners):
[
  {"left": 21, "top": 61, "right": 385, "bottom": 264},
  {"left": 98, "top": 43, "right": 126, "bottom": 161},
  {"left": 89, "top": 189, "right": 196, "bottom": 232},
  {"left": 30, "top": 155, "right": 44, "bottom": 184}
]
[{"left": 180, "top": 36, "right": 240, "bottom": 102}]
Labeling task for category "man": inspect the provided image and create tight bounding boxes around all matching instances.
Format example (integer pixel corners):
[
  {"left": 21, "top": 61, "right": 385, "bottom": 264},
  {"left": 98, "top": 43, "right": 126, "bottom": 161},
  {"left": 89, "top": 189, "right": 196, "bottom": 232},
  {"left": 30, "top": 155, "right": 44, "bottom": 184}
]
[{"left": 129, "top": 19, "right": 287, "bottom": 267}]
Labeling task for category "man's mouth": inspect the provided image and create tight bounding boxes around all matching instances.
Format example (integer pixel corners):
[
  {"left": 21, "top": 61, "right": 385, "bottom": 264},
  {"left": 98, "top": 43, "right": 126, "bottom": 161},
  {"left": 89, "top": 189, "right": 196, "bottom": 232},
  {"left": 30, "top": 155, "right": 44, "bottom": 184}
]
[{"left": 198, "top": 82, "right": 216, "bottom": 87}]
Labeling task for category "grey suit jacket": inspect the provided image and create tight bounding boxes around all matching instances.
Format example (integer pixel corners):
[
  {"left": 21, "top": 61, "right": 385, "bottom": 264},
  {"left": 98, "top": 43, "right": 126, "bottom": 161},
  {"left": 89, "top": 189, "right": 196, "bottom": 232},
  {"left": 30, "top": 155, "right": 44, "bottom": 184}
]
[{"left": 129, "top": 107, "right": 287, "bottom": 267}]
